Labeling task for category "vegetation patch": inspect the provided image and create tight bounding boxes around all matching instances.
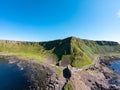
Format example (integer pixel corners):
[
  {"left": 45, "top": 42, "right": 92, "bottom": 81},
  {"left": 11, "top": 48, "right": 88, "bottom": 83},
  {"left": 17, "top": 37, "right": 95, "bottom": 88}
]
[
  {"left": 55, "top": 66, "right": 62, "bottom": 78},
  {"left": 0, "top": 41, "right": 55, "bottom": 62},
  {"left": 63, "top": 81, "right": 74, "bottom": 90}
]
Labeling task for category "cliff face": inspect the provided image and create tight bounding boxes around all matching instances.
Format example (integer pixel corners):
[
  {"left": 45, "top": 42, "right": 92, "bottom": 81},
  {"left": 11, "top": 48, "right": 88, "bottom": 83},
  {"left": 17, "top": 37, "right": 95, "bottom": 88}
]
[
  {"left": 0, "top": 37, "right": 120, "bottom": 67},
  {"left": 96, "top": 41, "right": 119, "bottom": 46},
  {"left": 40, "top": 37, "right": 72, "bottom": 60},
  {"left": 40, "top": 37, "right": 120, "bottom": 67}
]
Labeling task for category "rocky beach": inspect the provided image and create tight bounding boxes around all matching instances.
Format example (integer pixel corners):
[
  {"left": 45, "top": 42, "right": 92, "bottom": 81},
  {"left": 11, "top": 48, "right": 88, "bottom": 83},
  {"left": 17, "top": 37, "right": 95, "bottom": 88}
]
[{"left": 0, "top": 55, "right": 120, "bottom": 90}]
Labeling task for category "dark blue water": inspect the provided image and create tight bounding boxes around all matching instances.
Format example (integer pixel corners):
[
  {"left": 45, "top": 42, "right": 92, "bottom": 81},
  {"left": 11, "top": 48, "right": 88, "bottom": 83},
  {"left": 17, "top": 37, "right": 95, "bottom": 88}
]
[
  {"left": 0, "top": 60, "right": 30, "bottom": 90},
  {"left": 110, "top": 60, "right": 120, "bottom": 75}
]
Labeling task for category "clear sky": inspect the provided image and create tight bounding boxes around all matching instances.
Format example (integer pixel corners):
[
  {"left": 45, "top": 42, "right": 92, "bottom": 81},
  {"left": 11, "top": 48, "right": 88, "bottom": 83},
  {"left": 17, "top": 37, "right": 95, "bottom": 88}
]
[{"left": 0, "top": 0, "right": 120, "bottom": 42}]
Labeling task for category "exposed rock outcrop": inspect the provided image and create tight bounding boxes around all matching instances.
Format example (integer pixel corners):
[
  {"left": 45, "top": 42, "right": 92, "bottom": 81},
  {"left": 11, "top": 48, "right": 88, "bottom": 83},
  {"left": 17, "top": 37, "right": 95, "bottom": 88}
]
[{"left": 67, "top": 56, "right": 120, "bottom": 90}]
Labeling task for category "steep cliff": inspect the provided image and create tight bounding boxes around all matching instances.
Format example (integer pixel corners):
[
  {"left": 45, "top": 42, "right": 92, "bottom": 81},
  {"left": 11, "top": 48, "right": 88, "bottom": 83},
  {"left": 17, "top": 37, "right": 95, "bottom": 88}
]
[{"left": 40, "top": 37, "right": 120, "bottom": 67}]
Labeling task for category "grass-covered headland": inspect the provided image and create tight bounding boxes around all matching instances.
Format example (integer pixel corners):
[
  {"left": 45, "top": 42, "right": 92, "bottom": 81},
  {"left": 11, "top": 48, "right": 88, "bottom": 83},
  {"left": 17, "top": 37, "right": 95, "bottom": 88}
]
[{"left": 0, "top": 36, "right": 120, "bottom": 67}]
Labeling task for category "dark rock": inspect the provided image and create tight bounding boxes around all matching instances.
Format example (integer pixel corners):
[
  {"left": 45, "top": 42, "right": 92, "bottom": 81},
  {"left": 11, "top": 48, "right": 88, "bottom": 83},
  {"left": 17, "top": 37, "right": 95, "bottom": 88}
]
[{"left": 63, "top": 67, "right": 71, "bottom": 80}]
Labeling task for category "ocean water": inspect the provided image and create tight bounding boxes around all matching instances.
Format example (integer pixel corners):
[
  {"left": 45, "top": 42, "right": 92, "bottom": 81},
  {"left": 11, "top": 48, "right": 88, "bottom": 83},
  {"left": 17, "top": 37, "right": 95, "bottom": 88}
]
[
  {"left": 110, "top": 60, "right": 120, "bottom": 75},
  {"left": 0, "top": 60, "right": 30, "bottom": 90}
]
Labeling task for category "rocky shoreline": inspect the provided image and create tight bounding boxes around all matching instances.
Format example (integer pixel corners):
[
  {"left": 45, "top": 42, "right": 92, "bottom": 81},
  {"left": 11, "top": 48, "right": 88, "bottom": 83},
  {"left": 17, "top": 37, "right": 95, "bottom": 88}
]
[
  {"left": 71, "top": 56, "right": 120, "bottom": 90},
  {"left": 0, "top": 55, "right": 63, "bottom": 90},
  {"left": 0, "top": 55, "right": 120, "bottom": 90},
  {"left": 58, "top": 55, "right": 120, "bottom": 90}
]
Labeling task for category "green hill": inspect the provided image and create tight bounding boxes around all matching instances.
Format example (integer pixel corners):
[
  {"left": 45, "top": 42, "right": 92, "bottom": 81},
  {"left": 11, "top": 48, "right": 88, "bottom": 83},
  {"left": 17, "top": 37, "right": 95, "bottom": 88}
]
[
  {"left": 0, "top": 40, "right": 55, "bottom": 62},
  {"left": 0, "top": 37, "right": 120, "bottom": 67},
  {"left": 40, "top": 37, "right": 120, "bottom": 67}
]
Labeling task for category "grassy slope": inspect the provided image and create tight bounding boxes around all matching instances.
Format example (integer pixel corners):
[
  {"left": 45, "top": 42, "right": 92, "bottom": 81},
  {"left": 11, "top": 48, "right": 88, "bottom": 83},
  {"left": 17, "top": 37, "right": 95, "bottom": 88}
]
[
  {"left": 0, "top": 37, "right": 120, "bottom": 67},
  {"left": 41, "top": 37, "right": 120, "bottom": 67},
  {"left": 0, "top": 41, "right": 55, "bottom": 62},
  {"left": 70, "top": 37, "right": 120, "bottom": 67}
]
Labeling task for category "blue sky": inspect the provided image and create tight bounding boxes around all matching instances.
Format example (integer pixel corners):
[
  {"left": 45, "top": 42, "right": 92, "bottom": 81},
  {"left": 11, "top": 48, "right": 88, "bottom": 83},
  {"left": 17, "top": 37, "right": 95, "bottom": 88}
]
[{"left": 0, "top": 0, "right": 120, "bottom": 42}]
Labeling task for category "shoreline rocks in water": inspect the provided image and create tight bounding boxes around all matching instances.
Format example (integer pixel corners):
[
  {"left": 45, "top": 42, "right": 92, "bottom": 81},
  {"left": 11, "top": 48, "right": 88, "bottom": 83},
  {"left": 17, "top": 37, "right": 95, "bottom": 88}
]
[
  {"left": 62, "top": 55, "right": 120, "bottom": 90},
  {"left": 79, "top": 56, "right": 120, "bottom": 90},
  {"left": 1, "top": 55, "right": 120, "bottom": 90},
  {"left": 0, "top": 55, "right": 62, "bottom": 90}
]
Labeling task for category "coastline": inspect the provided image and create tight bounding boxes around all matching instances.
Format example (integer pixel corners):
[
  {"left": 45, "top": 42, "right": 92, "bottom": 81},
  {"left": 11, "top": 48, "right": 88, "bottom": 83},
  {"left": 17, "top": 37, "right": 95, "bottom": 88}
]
[
  {"left": 0, "top": 55, "right": 120, "bottom": 90},
  {"left": 0, "top": 55, "right": 62, "bottom": 90},
  {"left": 65, "top": 55, "right": 120, "bottom": 90}
]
